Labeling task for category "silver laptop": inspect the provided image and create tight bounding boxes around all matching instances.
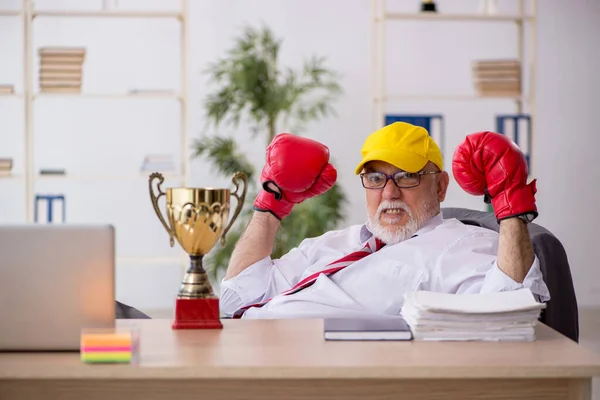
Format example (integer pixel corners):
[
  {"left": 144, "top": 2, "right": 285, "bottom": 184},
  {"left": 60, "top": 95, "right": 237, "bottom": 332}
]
[{"left": 0, "top": 224, "right": 116, "bottom": 351}]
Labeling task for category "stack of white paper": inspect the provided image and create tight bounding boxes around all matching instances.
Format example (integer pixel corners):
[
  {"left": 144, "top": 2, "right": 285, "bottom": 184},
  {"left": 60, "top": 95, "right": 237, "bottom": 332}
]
[{"left": 400, "top": 289, "right": 546, "bottom": 341}]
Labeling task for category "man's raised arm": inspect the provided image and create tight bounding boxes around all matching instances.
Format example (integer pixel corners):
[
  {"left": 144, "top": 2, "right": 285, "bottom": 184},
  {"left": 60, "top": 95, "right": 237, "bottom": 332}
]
[
  {"left": 452, "top": 131, "right": 539, "bottom": 283},
  {"left": 224, "top": 133, "right": 337, "bottom": 280},
  {"left": 498, "top": 218, "right": 534, "bottom": 283},
  {"left": 225, "top": 212, "right": 281, "bottom": 280}
]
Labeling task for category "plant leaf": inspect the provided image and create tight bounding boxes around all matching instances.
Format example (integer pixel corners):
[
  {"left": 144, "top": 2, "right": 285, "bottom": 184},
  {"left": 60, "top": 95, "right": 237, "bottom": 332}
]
[
  {"left": 196, "top": 24, "right": 347, "bottom": 280},
  {"left": 200, "top": 24, "right": 342, "bottom": 139},
  {"left": 192, "top": 135, "right": 256, "bottom": 185}
]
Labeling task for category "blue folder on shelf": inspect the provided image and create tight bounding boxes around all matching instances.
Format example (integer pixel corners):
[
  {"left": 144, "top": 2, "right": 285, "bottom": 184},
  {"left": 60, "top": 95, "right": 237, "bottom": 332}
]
[
  {"left": 34, "top": 194, "right": 66, "bottom": 223},
  {"left": 496, "top": 114, "right": 532, "bottom": 172}
]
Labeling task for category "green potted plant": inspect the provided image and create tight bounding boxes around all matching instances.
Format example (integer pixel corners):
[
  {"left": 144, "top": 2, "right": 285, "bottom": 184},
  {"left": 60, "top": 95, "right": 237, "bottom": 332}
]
[{"left": 193, "top": 24, "right": 347, "bottom": 281}]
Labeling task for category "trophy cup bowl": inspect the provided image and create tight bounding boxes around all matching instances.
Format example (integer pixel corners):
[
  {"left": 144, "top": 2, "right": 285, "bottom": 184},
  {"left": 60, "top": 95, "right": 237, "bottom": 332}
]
[{"left": 149, "top": 172, "right": 247, "bottom": 329}]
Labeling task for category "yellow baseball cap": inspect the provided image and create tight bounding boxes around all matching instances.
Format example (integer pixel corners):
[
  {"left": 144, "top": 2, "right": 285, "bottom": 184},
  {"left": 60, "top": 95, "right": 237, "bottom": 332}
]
[{"left": 354, "top": 122, "right": 444, "bottom": 174}]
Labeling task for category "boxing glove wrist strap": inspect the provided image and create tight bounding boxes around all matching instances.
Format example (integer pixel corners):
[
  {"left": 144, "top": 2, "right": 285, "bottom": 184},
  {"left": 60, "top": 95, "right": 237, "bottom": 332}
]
[
  {"left": 253, "top": 205, "right": 284, "bottom": 221},
  {"left": 261, "top": 181, "right": 283, "bottom": 200},
  {"left": 253, "top": 183, "right": 292, "bottom": 221}
]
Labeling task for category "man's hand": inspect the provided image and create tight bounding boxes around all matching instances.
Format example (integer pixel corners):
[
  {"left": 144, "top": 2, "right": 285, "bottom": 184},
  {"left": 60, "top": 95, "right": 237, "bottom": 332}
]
[
  {"left": 254, "top": 133, "right": 337, "bottom": 220},
  {"left": 452, "top": 131, "right": 537, "bottom": 223}
]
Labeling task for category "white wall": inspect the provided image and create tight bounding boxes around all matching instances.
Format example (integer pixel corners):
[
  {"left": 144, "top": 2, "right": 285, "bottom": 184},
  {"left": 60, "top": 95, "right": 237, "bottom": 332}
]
[
  {"left": 0, "top": 0, "right": 598, "bottom": 312},
  {"left": 533, "top": 0, "right": 600, "bottom": 307}
]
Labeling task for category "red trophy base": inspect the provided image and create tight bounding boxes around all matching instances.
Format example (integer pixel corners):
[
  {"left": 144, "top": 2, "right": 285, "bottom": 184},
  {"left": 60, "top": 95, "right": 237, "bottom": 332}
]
[{"left": 172, "top": 298, "right": 223, "bottom": 329}]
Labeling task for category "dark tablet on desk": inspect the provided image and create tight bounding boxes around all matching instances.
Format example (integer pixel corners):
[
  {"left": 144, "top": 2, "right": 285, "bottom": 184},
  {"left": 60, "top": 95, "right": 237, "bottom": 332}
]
[{"left": 323, "top": 316, "right": 413, "bottom": 341}]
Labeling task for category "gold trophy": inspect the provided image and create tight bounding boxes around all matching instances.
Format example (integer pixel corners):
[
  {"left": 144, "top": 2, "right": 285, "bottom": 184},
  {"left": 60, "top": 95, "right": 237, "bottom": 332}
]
[{"left": 149, "top": 172, "right": 247, "bottom": 329}]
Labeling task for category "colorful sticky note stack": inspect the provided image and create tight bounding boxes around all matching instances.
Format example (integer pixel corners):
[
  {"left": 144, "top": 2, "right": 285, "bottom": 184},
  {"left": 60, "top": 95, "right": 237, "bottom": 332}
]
[{"left": 80, "top": 330, "right": 139, "bottom": 364}]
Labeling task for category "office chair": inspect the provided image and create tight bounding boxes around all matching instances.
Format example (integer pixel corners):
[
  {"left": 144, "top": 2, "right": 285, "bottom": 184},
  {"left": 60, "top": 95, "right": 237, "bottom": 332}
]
[
  {"left": 442, "top": 207, "right": 580, "bottom": 343},
  {"left": 116, "top": 301, "right": 151, "bottom": 319}
]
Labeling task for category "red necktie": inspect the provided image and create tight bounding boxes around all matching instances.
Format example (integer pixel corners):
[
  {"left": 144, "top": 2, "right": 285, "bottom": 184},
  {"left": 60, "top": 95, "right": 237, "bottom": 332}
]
[{"left": 232, "top": 236, "right": 385, "bottom": 318}]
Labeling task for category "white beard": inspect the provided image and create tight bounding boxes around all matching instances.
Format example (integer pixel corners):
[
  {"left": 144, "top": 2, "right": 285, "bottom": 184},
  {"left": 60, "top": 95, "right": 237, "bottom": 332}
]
[{"left": 367, "top": 197, "right": 438, "bottom": 245}]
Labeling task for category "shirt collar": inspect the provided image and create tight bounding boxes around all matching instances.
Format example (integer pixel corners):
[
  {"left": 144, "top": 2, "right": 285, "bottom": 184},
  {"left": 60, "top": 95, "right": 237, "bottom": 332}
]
[{"left": 360, "top": 211, "right": 444, "bottom": 243}]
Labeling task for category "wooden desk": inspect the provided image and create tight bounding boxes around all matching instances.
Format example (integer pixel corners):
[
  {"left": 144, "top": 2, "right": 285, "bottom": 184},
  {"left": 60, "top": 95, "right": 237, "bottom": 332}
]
[{"left": 1, "top": 319, "right": 600, "bottom": 400}]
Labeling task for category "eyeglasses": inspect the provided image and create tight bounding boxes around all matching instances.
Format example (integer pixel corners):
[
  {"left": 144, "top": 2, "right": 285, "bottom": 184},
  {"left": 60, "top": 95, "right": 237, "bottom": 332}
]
[{"left": 359, "top": 170, "right": 441, "bottom": 189}]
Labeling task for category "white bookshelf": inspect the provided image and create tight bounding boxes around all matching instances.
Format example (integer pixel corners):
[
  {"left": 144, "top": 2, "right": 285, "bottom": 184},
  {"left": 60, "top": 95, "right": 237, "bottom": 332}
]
[
  {"left": 33, "top": 92, "right": 183, "bottom": 100},
  {"left": 35, "top": 173, "right": 184, "bottom": 182},
  {"left": 0, "top": 174, "right": 25, "bottom": 181},
  {"left": 2, "top": 0, "right": 190, "bottom": 271},
  {"left": 381, "top": 94, "right": 524, "bottom": 102},
  {"left": 118, "top": 256, "right": 184, "bottom": 265},
  {"left": 32, "top": 10, "right": 183, "bottom": 19},
  {"left": 384, "top": 12, "right": 533, "bottom": 21},
  {"left": 371, "top": 0, "right": 538, "bottom": 167},
  {"left": 0, "top": 9, "right": 20, "bottom": 16}
]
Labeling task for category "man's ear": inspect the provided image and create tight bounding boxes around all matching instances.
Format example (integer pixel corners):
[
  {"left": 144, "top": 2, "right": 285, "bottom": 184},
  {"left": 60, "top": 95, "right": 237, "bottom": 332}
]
[{"left": 437, "top": 171, "right": 450, "bottom": 202}]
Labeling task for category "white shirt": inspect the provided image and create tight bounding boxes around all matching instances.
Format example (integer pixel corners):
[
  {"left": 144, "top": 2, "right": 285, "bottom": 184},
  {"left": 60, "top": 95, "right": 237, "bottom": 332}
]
[{"left": 220, "top": 212, "right": 551, "bottom": 319}]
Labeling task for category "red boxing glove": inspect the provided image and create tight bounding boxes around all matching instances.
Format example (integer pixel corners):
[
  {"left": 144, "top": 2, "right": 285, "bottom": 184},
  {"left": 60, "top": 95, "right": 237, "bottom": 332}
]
[
  {"left": 452, "top": 131, "right": 538, "bottom": 222},
  {"left": 254, "top": 133, "right": 337, "bottom": 220}
]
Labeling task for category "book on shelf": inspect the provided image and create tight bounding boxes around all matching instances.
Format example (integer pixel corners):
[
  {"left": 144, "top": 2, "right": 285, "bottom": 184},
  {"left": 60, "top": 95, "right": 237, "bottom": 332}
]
[
  {"left": 472, "top": 60, "right": 521, "bottom": 76},
  {"left": 40, "top": 87, "right": 82, "bottom": 94},
  {"left": 34, "top": 194, "right": 66, "bottom": 224},
  {"left": 0, "top": 158, "right": 13, "bottom": 169},
  {"left": 476, "top": 81, "right": 521, "bottom": 91},
  {"left": 39, "top": 82, "right": 82, "bottom": 92},
  {"left": 40, "top": 64, "right": 83, "bottom": 72},
  {"left": 473, "top": 69, "right": 521, "bottom": 79},
  {"left": 472, "top": 66, "right": 521, "bottom": 74},
  {"left": 475, "top": 80, "right": 521, "bottom": 96},
  {"left": 474, "top": 77, "right": 521, "bottom": 84},
  {"left": 475, "top": 87, "right": 521, "bottom": 96},
  {"left": 0, "top": 158, "right": 13, "bottom": 177},
  {"left": 129, "top": 89, "right": 177, "bottom": 96},
  {"left": 141, "top": 154, "right": 176, "bottom": 172},
  {"left": 39, "top": 81, "right": 82, "bottom": 88},
  {"left": 472, "top": 58, "right": 520, "bottom": 68},
  {"left": 39, "top": 168, "right": 66, "bottom": 175},
  {"left": 38, "top": 46, "right": 86, "bottom": 56},
  {"left": 40, "top": 56, "right": 85, "bottom": 65},
  {"left": 39, "top": 87, "right": 81, "bottom": 94},
  {"left": 39, "top": 48, "right": 86, "bottom": 64},
  {"left": 477, "top": 91, "right": 521, "bottom": 97},
  {"left": 472, "top": 59, "right": 521, "bottom": 96},
  {"left": 39, "top": 49, "right": 86, "bottom": 65},
  {"left": 39, "top": 71, "right": 83, "bottom": 81},
  {"left": 38, "top": 46, "right": 86, "bottom": 93},
  {"left": 0, "top": 84, "right": 15, "bottom": 94}
]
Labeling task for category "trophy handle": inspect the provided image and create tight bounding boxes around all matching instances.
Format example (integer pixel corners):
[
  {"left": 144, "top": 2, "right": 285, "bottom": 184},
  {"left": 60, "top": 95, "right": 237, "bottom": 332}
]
[
  {"left": 220, "top": 171, "right": 248, "bottom": 246},
  {"left": 149, "top": 172, "right": 175, "bottom": 247}
]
